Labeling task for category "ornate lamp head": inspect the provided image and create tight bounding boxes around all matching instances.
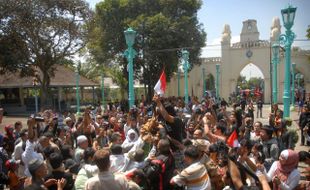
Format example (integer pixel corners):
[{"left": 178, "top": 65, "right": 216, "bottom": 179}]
[
  {"left": 281, "top": 5, "right": 297, "bottom": 30},
  {"left": 124, "top": 27, "right": 136, "bottom": 47}
]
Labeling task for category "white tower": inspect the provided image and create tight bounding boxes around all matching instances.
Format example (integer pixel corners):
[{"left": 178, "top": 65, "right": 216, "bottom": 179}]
[{"left": 270, "top": 17, "right": 281, "bottom": 42}]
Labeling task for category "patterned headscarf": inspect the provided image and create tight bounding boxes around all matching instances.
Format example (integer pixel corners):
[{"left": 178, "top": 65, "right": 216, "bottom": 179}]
[{"left": 273, "top": 149, "right": 299, "bottom": 190}]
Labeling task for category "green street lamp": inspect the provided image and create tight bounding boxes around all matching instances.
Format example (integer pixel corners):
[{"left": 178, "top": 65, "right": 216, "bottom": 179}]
[
  {"left": 272, "top": 43, "right": 280, "bottom": 103},
  {"left": 279, "top": 4, "right": 296, "bottom": 117},
  {"left": 181, "top": 50, "right": 190, "bottom": 105},
  {"left": 101, "top": 74, "right": 105, "bottom": 109},
  {"left": 216, "top": 64, "right": 220, "bottom": 101},
  {"left": 124, "top": 27, "right": 137, "bottom": 108},
  {"left": 32, "top": 72, "right": 39, "bottom": 113},
  {"left": 202, "top": 68, "right": 206, "bottom": 97},
  {"left": 291, "top": 63, "right": 296, "bottom": 106},
  {"left": 75, "top": 62, "right": 81, "bottom": 115},
  {"left": 177, "top": 69, "right": 180, "bottom": 97}
]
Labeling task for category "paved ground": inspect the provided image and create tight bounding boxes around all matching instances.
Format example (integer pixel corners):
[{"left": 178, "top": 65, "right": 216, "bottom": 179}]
[{"left": 253, "top": 104, "right": 308, "bottom": 152}]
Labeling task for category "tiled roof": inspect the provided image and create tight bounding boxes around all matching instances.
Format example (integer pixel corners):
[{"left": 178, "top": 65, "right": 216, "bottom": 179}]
[{"left": 0, "top": 65, "right": 99, "bottom": 88}]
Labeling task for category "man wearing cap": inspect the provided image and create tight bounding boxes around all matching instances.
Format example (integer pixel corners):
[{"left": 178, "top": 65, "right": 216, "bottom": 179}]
[
  {"left": 24, "top": 158, "right": 65, "bottom": 189},
  {"left": 260, "top": 125, "right": 279, "bottom": 171},
  {"left": 74, "top": 135, "right": 88, "bottom": 163},
  {"left": 25, "top": 159, "right": 49, "bottom": 187}
]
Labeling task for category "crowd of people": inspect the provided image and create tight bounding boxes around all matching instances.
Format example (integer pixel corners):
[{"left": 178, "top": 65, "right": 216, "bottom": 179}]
[{"left": 0, "top": 94, "right": 310, "bottom": 190}]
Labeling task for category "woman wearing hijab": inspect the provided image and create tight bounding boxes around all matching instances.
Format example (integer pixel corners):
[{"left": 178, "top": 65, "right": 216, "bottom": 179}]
[
  {"left": 264, "top": 149, "right": 300, "bottom": 190},
  {"left": 122, "top": 129, "right": 138, "bottom": 153}
]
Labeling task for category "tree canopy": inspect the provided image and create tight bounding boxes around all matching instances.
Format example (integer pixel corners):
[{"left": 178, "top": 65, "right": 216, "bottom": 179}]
[
  {"left": 0, "top": 0, "right": 91, "bottom": 106},
  {"left": 88, "top": 0, "right": 206, "bottom": 100},
  {"left": 237, "top": 75, "right": 264, "bottom": 90}
]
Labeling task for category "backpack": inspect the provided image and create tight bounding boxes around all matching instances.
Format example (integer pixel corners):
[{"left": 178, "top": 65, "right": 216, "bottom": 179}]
[
  {"left": 0, "top": 172, "right": 9, "bottom": 185},
  {"left": 143, "top": 157, "right": 169, "bottom": 190},
  {"left": 0, "top": 148, "right": 9, "bottom": 185}
]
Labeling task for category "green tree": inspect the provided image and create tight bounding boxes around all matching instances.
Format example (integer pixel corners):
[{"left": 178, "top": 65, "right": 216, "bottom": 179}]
[
  {"left": 248, "top": 77, "right": 264, "bottom": 89},
  {"left": 78, "top": 56, "right": 128, "bottom": 99},
  {"left": 206, "top": 73, "right": 215, "bottom": 91},
  {"left": 0, "top": 0, "right": 91, "bottom": 107},
  {"left": 89, "top": 0, "right": 206, "bottom": 101},
  {"left": 237, "top": 75, "right": 248, "bottom": 89}
]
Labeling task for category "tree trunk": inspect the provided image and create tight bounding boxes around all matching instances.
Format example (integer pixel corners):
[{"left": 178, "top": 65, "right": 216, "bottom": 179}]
[
  {"left": 40, "top": 70, "right": 51, "bottom": 110},
  {"left": 147, "top": 71, "right": 153, "bottom": 103}
]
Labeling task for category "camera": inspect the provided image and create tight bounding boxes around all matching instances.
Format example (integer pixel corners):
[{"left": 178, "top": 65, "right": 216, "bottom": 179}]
[
  {"left": 30, "top": 114, "right": 44, "bottom": 122},
  {"left": 35, "top": 116, "right": 44, "bottom": 122}
]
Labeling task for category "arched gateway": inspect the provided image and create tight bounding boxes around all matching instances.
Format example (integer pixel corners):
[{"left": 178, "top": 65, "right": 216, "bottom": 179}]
[{"left": 167, "top": 18, "right": 310, "bottom": 103}]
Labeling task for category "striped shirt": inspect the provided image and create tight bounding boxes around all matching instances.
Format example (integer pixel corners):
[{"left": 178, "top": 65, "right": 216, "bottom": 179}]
[{"left": 172, "top": 161, "right": 211, "bottom": 190}]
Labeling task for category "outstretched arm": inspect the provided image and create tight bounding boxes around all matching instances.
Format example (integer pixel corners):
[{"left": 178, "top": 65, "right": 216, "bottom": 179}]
[
  {"left": 228, "top": 158, "right": 243, "bottom": 190},
  {"left": 153, "top": 95, "right": 174, "bottom": 123}
]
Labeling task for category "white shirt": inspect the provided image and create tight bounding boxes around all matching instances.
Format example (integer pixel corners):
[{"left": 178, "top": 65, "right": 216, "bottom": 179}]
[
  {"left": 110, "top": 154, "right": 126, "bottom": 173},
  {"left": 266, "top": 161, "right": 300, "bottom": 190},
  {"left": 12, "top": 141, "right": 25, "bottom": 177},
  {"left": 22, "top": 140, "right": 44, "bottom": 177},
  {"left": 127, "top": 137, "right": 145, "bottom": 155}
]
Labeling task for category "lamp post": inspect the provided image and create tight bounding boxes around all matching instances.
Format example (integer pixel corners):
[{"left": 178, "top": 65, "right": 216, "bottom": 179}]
[
  {"left": 291, "top": 63, "right": 296, "bottom": 106},
  {"left": 32, "top": 73, "right": 39, "bottom": 113},
  {"left": 202, "top": 68, "right": 206, "bottom": 97},
  {"left": 75, "top": 63, "right": 81, "bottom": 115},
  {"left": 181, "top": 50, "right": 189, "bottom": 105},
  {"left": 279, "top": 4, "right": 296, "bottom": 117},
  {"left": 177, "top": 69, "right": 180, "bottom": 97},
  {"left": 272, "top": 43, "right": 280, "bottom": 103},
  {"left": 216, "top": 64, "right": 220, "bottom": 101},
  {"left": 124, "top": 27, "right": 137, "bottom": 109},
  {"left": 101, "top": 74, "right": 105, "bottom": 109}
]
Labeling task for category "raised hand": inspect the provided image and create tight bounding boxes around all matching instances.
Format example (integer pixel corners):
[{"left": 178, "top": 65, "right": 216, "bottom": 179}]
[
  {"left": 57, "top": 178, "right": 67, "bottom": 190},
  {"left": 44, "top": 179, "right": 57, "bottom": 187}
]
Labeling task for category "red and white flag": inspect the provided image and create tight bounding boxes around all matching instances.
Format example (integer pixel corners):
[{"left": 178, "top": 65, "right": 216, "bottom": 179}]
[
  {"left": 227, "top": 129, "right": 239, "bottom": 148},
  {"left": 154, "top": 70, "right": 166, "bottom": 96}
]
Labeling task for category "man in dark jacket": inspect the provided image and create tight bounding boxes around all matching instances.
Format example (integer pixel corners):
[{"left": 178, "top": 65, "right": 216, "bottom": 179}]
[
  {"left": 299, "top": 104, "right": 310, "bottom": 146},
  {"left": 260, "top": 125, "right": 279, "bottom": 171}
]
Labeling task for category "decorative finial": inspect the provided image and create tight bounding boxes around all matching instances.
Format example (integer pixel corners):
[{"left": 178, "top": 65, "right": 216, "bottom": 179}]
[{"left": 222, "top": 24, "right": 231, "bottom": 43}]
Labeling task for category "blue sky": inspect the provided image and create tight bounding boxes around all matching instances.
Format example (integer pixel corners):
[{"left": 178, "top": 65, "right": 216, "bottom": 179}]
[{"left": 86, "top": 0, "right": 310, "bottom": 79}]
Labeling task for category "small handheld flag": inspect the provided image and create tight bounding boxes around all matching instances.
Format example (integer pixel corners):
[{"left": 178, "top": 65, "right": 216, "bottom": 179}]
[{"left": 227, "top": 129, "right": 239, "bottom": 148}]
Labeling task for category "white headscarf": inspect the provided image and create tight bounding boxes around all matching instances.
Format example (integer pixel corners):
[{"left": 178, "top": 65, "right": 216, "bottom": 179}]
[
  {"left": 122, "top": 129, "right": 138, "bottom": 152},
  {"left": 125, "top": 129, "right": 138, "bottom": 143}
]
